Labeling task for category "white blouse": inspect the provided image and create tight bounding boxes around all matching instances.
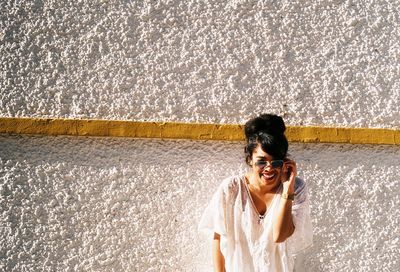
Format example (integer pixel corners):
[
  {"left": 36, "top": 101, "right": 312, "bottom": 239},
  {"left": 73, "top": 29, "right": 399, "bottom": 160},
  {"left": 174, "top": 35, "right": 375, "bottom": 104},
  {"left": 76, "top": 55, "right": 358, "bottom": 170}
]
[{"left": 199, "top": 175, "right": 313, "bottom": 272}]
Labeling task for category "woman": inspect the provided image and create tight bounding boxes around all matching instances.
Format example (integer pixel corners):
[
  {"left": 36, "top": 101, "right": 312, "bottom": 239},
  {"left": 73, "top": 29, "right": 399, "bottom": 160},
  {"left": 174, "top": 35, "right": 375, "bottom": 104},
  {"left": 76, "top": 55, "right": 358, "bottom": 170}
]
[{"left": 199, "top": 114, "right": 313, "bottom": 272}]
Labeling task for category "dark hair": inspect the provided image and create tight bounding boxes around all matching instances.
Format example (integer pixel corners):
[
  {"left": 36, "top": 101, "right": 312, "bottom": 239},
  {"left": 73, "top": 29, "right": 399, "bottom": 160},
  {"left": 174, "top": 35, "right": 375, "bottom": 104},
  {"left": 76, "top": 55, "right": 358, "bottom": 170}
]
[{"left": 244, "top": 114, "right": 288, "bottom": 165}]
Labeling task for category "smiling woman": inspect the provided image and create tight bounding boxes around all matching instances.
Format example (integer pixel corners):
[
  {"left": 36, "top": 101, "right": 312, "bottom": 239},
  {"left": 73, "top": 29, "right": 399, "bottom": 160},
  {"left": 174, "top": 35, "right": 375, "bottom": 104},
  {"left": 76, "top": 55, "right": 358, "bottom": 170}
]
[{"left": 199, "top": 114, "right": 313, "bottom": 272}]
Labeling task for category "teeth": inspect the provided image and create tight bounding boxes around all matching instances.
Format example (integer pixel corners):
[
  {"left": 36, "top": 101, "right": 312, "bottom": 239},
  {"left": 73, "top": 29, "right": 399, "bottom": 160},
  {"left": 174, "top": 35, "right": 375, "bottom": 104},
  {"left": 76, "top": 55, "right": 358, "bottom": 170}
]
[{"left": 263, "top": 173, "right": 275, "bottom": 179}]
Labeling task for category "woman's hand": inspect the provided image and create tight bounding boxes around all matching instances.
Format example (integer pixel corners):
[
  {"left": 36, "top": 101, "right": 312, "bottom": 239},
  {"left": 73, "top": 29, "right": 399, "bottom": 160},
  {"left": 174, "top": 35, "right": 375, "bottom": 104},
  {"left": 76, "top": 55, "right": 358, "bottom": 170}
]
[{"left": 281, "top": 159, "right": 297, "bottom": 194}]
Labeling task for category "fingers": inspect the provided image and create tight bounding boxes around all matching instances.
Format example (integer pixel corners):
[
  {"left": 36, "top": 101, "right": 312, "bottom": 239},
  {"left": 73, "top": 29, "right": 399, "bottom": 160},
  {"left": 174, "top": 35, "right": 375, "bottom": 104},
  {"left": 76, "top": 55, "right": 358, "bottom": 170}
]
[
  {"left": 283, "top": 160, "right": 296, "bottom": 172},
  {"left": 283, "top": 160, "right": 297, "bottom": 181}
]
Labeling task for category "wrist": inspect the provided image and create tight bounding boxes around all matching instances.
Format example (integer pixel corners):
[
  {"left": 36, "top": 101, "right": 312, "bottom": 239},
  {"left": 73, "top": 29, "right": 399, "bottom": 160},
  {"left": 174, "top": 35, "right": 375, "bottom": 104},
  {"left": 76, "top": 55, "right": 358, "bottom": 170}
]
[
  {"left": 281, "top": 192, "right": 295, "bottom": 201},
  {"left": 282, "top": 183, "right": 295, "bottom": 195}
]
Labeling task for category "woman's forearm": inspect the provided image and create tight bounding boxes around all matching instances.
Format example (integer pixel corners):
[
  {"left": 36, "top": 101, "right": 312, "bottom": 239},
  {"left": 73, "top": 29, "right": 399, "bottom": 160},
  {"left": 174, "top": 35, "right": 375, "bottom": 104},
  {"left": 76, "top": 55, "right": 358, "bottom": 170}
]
[
  {"left": 272, "top": 186, "right": 295, "bottom": 243},
  {"left": 212, "top": 232, "right": 225, "bottom": 272}
]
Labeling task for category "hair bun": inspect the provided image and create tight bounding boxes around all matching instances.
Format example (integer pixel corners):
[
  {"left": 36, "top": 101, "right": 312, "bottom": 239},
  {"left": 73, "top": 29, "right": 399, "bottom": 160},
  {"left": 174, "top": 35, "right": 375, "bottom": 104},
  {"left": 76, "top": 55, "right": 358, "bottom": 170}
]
[{"left": 244, "top": 114, "right": 286, "bottom": 138}]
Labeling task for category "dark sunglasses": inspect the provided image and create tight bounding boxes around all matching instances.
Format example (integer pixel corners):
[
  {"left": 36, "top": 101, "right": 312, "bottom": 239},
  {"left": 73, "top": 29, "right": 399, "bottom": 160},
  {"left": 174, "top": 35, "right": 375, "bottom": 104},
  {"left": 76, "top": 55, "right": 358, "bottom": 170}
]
[{"left": 254, "top": 160, "right": 284, "bottom": 170}]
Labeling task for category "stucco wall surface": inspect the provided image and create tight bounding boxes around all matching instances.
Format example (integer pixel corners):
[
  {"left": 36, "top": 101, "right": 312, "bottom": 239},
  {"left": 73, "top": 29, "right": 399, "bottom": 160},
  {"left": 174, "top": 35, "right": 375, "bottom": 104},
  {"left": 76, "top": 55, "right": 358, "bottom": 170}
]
[
  {"left": 1, "top": 0, "right": 400, "bottom": 128},
  {"left": 1, "top": 0, "right": 400, "bottom": 271},
  {"left": 1, "top": 134, "right": 399, "bottom": 271}
]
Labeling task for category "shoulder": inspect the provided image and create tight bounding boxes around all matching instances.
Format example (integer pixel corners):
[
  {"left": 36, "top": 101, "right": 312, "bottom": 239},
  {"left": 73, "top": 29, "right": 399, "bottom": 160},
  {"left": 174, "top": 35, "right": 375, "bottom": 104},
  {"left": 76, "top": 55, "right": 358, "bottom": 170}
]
[
  {"left": 217, "top": 175, "right": 242, "bottom": 198},
  {"left": 294, "top": 177, "right": 306, "bottom": 193},
  {"left": 294, "top": 177, "right": 309, "bottom": 203}
]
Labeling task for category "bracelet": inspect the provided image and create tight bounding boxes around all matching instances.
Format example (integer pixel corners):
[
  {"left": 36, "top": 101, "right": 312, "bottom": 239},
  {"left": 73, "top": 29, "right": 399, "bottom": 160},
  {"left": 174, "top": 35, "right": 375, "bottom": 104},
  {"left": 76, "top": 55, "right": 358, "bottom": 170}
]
[{"left": 281, "top": 192, "right": 295, "bottom": 200}]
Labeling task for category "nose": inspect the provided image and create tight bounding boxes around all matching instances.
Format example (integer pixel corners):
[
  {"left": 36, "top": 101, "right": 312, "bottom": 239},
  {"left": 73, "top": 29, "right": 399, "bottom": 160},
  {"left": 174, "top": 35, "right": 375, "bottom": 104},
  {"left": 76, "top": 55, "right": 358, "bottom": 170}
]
[{"left": 263, "top": 162, "right": 274, "bottom": 171}]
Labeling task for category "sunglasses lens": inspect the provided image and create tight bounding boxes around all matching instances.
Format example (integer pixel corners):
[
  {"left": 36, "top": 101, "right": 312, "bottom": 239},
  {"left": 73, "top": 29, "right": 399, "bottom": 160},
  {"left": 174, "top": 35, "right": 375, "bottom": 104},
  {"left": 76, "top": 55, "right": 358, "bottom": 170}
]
[
  {"left": 271, "top": 160, "right": 283, "bottom": 168},
  {"left": 255, "top": 161, "right": 266, "bottom": 168}
]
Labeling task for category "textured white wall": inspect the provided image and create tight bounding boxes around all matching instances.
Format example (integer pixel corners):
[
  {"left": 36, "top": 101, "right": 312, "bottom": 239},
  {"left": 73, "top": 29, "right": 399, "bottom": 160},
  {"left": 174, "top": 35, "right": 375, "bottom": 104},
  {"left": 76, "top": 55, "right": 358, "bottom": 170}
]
[
  {"left": 1, "top": 0, "right": 399, "bottom": 128},
  {"left": 1, "top": 135, "right": 399, "bottom": 271},
  {"left": 1, "top": 0, "right": 400, "bottom": 271}
]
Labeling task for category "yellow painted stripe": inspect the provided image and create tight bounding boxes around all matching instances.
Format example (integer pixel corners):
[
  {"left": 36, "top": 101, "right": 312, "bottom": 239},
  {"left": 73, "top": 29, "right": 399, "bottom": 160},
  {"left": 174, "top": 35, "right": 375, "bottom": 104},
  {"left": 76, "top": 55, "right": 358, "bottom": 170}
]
[{"left": 1, "top": 117, "right": 399, "bottom": 145}]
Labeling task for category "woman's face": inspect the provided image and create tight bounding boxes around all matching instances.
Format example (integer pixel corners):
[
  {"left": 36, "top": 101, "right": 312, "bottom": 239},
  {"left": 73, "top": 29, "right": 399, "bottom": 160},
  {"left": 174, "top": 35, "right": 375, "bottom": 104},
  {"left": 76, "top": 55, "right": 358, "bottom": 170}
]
[{"left": 251, "top": 145, "right": 283, "bottom": 186}]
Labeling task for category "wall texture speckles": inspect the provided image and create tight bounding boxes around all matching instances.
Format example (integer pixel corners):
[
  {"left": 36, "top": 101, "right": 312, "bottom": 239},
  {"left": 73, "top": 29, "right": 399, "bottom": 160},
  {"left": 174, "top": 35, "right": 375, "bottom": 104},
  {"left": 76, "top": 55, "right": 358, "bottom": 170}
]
[
  {"left": 1, "top": 0, "right": 399, "bottom": 128},
  {"left": 1, "top": 135, "right": 399, "bottom": 271},
  {"left": 1, "top": 0, "right": 400, "bottom": 271}
]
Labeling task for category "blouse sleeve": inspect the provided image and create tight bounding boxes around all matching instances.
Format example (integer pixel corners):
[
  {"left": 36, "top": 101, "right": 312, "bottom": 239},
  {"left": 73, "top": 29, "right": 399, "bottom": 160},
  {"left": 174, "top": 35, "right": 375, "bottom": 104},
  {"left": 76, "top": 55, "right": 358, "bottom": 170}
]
[
  {"left": 288, "top": 177, "right": 313, "bottom": 255},
  {"left": 198, "top": 179, "right": 230, "bottom": 236}
]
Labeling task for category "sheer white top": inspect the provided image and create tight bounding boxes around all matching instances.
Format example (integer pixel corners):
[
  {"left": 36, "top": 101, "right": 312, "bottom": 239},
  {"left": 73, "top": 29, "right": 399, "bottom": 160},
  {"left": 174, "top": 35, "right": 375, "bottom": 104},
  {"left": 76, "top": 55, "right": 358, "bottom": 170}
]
[{"left": 199, "top": 175, "right": 313, "bottom": 272}]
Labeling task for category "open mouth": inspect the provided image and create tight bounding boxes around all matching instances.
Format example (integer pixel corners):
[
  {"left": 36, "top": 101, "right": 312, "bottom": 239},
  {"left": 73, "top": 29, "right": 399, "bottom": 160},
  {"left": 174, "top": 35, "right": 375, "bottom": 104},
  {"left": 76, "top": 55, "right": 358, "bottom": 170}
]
[{"left": 262, "top": 173, "right": 276, "bottom": 180}]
